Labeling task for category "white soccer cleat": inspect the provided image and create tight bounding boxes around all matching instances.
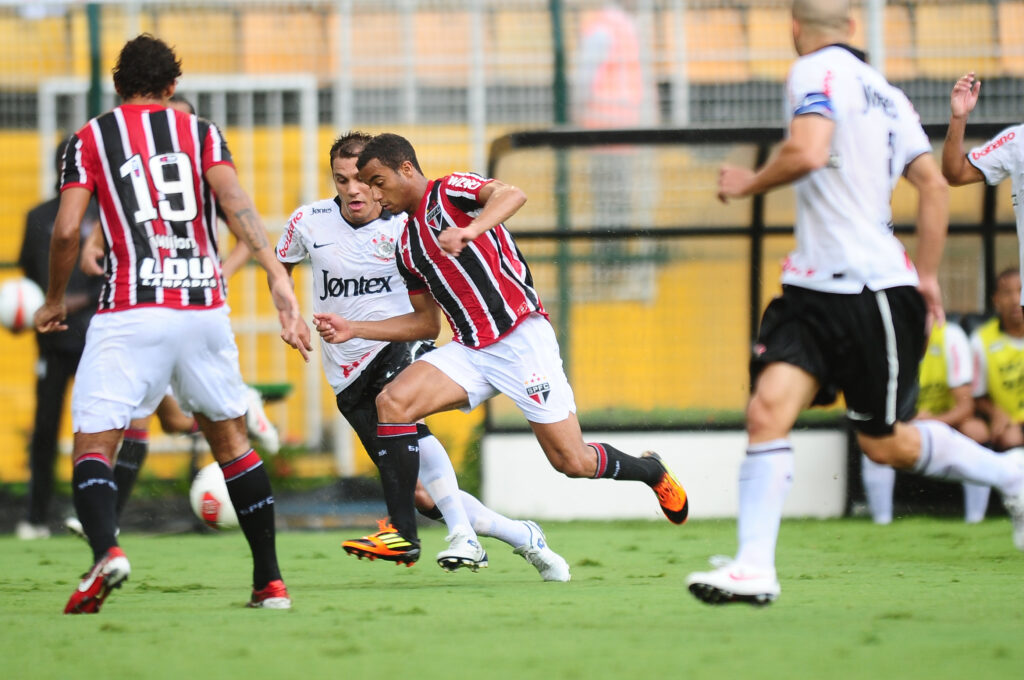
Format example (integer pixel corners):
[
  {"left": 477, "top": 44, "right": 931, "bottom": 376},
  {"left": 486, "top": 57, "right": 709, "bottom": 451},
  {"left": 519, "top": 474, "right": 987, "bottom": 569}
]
[
  {"left": 15, "top": 521, "right": 50, "bottom": 540},
  {"left": 686, "top": 559, "right": 780, "bottom": 606},
  {"left": 1002, "top": 449, "right": 1024, "bottom": 551},
  {"left": 64, "top": 516, "right": 86, "bottom": 540},
  {"left": 436, "top": 528, "right": 488, "bottom": 572},
  {"left": 244, "top": 387, "right": 280, "bottom": 455},
  {"left": 513, "top": 520, "right": 570, "bottom": 582}
]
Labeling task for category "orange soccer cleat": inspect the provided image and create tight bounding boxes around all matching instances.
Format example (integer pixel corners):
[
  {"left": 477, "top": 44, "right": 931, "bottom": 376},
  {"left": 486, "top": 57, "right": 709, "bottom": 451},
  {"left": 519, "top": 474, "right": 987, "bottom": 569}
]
[{"left": 341, "top": 519, "right": 421, "bottom": 566}]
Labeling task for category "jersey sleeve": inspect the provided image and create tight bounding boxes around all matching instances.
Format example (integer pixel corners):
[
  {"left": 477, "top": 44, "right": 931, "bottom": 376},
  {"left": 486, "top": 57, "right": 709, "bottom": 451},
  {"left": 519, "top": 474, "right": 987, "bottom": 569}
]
[
  {"left": 787, "top": 58, "right": 836, "bottom": 121},
  {"left": 396, "top": 251, "right": 429, "bottom": 295},
  {"left": 276, "top": 208, "right": 309, "bottom": 263},
  {"left": 198, "top": 119, "right": 235, "bottom": 175},
  {"left": 943, "top": 323, "right": 973, "bottom": 387},
  {"left": 966, "top": 125, "right": 1024, "bottom": 187},
  {"left": 895, "top": 92, "right": 933, "bottom": 172},
  {"left": 969, "top": 330, "right": 988, "bottom": 398},
  {"left": 60, "top": 131, "right": 94, "bottom": 192},
  {"left": 441, "top": 172, "right": 494, "bottom": 215}
]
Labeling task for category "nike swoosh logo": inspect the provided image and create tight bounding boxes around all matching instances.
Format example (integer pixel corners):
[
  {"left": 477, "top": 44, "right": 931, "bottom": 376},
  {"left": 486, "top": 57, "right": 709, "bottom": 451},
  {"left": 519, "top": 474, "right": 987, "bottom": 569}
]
[
  {"left": 78, "top": 570, "right": 98, "bottom": 592},
  {"left": 312, "top": 242, "right": 333, "bottom": 249},
  {"left": 728, "top": 571, "right": 766, "bottom": 582},
  {"left": 846, "top": 410, "right": 873, "bottom": 421}
]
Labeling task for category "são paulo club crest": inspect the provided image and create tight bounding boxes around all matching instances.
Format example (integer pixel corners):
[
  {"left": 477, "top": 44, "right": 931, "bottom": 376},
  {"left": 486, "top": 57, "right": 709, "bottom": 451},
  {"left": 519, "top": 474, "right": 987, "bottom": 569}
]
[
  {"left": 372, "top": 233, "right": 396, "bottom": 261},
  {"left": 525, "top": 373, "right": 551, "bottom": 405}
]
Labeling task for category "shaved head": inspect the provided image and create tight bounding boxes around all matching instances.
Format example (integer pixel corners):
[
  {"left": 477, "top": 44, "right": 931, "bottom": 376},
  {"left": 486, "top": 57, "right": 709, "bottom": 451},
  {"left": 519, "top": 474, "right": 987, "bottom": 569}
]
[{"left": 792, "top": 0, "right": 851, "bottom": 33}]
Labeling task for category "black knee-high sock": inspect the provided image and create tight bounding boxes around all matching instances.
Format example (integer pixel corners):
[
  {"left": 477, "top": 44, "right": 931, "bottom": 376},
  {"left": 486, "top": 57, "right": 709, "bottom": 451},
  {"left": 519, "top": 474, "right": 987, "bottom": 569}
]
[
  {"left": 114, "top": 429, "right": 149, "bottom": 518},
  {"left": 376, "top": 423, "right": 421, "bottom": 542},
  {"left": 221, "top": 450, "right": 280, "bottom": 590},
  {"left": 72, "top": 453, "right": 120, "bottom": 563},
  {"left": 589, "top": 443, "right": 662, "bottom": 484}
]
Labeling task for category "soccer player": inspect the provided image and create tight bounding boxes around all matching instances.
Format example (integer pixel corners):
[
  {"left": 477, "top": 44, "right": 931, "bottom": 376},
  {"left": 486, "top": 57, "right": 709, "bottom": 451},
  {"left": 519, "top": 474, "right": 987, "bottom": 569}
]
[
  {"left": 685, "top": 0, "right": 1024, "bottom": 606},
  {"left": 971, "top": 269, "right": 1024, "bottom": 452},
  {"left": 34, "top": 34, "right": 310, "bottom": 614},
  {"left": 861, "top": 318, "right": 991, "bottom": 524},
  {"left": 315, "top": 132, "right": 688, "bottom": 556},
  {"left": 279, "top": 132, "right": 569, "bottom": 580}
]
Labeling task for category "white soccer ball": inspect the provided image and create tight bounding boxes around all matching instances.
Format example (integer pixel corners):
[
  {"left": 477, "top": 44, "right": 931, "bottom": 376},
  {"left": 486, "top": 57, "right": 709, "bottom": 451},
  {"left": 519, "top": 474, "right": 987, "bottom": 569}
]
[
  {"left": 0, "top": 277, "right": 45, "bottom": 333},
  {"left": 189, "top": 462, "right": 239, "bottom": 530}
]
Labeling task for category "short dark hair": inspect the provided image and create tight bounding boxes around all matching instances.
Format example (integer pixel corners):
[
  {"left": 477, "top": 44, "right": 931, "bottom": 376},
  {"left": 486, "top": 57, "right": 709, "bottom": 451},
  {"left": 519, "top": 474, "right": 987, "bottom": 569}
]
[
  {"left": 330, "top": 131, "right": 374, "bottom": 166},
  {"left": 168, "top": 93, "right": 195, "bottom": 114},
  {"left": 357, "top": 133, "right": 423, "bottom": 174},
  {"left": 996, "top": 267, "right": 1020, "bottom": 287},
  {"left": 112, "top": 34, "right": 182, "bottom": 100}
]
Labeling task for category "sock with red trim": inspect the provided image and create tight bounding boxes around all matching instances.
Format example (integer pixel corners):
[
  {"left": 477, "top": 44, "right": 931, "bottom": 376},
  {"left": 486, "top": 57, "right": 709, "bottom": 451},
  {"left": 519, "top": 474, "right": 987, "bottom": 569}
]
[
  {"left": 114, "top": 428, "right": 149, "bottom": 517},
  {"left": 221, "top": 450, "right": 280, "bottom": 590},
  {"left": 588, "top": 442, "right": 662, "bottom": 484},
  {"left": 72, "top": 453, "right": 120, "bottom": 563},
  {"left": 376, "top": 423, "right": 421, "bottom": 542}
]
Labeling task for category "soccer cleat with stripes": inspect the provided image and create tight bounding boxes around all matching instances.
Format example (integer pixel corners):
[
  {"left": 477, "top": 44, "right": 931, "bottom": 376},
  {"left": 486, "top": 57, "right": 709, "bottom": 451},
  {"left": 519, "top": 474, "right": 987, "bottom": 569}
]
[
  {"left": 341, "top": 520, "right": 421, "bottom": 566},
  {"left": 642, "top": 451, "right": 689, "bottom": 524},
  {"left": 64, "top": 546, "right": 131, "bottom": 614},
  {"left": 246, "top": 579, "right": 291, "bottom": 609}
]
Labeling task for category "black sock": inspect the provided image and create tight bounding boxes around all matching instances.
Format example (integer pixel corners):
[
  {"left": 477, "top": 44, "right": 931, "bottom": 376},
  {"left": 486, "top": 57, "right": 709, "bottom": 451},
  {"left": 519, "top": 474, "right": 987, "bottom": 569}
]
[
  {"left": 72, "top": 454, "right": 120, "bottom": 563},
  {"left": 417, "top": 504, "right": 443, "bottom": 521},
  {"left": 221, "top": 450, "right": 280, "bottom": 590},
  {"left": 376, "top": 423, "right": 421, "bottom": 542},
  {"left": 113, "top": 429, "right": 149, "bottom": 518},
  {"left": 589, "top": 443, "right": 662, "bottom": 484}
]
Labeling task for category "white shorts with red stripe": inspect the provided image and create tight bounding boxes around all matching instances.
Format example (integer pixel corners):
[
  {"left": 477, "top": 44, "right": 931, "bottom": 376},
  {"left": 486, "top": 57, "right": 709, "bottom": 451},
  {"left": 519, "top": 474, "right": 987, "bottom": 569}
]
[
  {"left": 418, "top": 313, "right": 576, "bottom": 424},
  {"left": 72, "top": 306, "right": 248, "bottom": 433}
]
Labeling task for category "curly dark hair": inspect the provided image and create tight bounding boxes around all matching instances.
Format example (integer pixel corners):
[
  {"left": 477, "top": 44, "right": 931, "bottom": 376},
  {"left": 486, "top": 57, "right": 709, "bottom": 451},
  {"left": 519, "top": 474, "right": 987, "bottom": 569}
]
[
  {"left": 356, "top": 133, "right": 423, "bottom": 174},
  {"left": 329, "top": 131, "right": 374, "bottom": 166},
  {"left": 112, "top": 34, "right": 182, "bottom": 100}
]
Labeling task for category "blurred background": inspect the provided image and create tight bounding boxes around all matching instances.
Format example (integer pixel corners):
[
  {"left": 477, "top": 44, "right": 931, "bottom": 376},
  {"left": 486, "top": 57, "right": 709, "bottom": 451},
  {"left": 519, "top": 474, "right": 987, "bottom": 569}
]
[{"left": 0, "top": 0, "right": 1019, "bottom": 517}]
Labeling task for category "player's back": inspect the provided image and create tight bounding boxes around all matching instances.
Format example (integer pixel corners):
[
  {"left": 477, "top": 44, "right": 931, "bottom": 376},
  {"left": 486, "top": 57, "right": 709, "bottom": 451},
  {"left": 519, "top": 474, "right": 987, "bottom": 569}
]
[
  {"left": 783, "top": 46, "right": 932, "bottom": 293},
  {"left": 62, "top": 103, "right": 231, "bottom": 313}
]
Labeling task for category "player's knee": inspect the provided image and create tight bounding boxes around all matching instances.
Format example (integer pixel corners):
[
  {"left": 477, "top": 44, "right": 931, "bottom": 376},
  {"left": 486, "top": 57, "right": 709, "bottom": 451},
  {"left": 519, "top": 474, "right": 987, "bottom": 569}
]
[
  {"left": 375, "top": 385, "right": 412, "bottom": 423},
  {"left": 746, "top": 394, "right": 785, "bottom": 441}
]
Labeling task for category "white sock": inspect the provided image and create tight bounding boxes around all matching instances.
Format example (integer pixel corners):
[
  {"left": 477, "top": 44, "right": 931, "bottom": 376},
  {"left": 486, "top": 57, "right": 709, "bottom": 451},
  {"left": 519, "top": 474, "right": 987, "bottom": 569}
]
[
  {"left": 457, "top": 491, "right": 531, "bottom": 548},
  {"left": 734, "top": 439, "right": 794, "bottom": 571},
  {"left": 962, "top": 482, "right": 991, "bottom": 523},
  {"left": 417, "top": 434, "right": 474, "bottom": 537},
  {"left": 911, "top": 421, "right": 1024, "bottom": 496},
  {"left": 861, "top": 454, "right": 896, "bottom": 525}
]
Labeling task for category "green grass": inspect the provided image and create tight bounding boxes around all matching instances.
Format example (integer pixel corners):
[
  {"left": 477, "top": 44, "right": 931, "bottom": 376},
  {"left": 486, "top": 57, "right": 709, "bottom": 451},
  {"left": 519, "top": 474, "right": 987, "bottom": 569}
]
[{"left": 2, "top": 518, "right": 1022, "bottom": 679}]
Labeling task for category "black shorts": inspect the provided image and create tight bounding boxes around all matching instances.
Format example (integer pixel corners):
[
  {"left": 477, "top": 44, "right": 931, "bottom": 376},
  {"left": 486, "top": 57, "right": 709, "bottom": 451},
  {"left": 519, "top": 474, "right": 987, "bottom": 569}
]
[
  {"left": 751, "top": 285, "right": 926, "bottom": 436},
  {"left": 335, "top": 340, "right": 433, "bottom": 451}
]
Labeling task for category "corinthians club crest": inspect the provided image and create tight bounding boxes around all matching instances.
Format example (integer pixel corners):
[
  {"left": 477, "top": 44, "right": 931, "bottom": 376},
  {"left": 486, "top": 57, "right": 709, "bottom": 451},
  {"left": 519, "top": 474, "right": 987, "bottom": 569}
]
[
  {"left": 525, "top": 373, "right": 551, "bottom": 405},
  {"left": 372, "top": 233, "right": 396, "bottom": 261}
]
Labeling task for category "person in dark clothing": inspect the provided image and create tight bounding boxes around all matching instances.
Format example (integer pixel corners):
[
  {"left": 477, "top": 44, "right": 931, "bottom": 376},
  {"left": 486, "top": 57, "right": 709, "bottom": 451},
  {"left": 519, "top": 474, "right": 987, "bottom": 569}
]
[{"left": 16, "top": 137, "right": 103, "bottom": 539}]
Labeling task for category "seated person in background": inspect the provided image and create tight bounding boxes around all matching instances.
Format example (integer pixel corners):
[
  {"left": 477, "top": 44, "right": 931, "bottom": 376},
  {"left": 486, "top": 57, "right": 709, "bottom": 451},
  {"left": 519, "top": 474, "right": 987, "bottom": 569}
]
[
  {"left": 862, "top": 316, "right": 991, "bottom": 524},
  {"left": 971, "top": 268, "right": 1024, "bottom": 453}
]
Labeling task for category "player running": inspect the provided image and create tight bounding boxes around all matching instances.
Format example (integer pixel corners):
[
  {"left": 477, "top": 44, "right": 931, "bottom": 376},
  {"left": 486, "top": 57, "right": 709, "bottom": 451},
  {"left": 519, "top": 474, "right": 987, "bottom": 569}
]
[
  {"left": 313, "top": 132, "right": 688, "bottom": 561},
  {"left": 277, "top": 132, "right": 569, "bottom": 580},
  {"left": 34, "top": 34, "right": 310, "bottom": 614}
]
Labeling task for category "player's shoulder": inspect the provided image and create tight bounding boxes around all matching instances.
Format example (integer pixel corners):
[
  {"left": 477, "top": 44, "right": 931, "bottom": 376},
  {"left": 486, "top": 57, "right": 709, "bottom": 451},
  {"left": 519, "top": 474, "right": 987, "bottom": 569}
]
[{"left": 441, "top": 171, "right": 491, "bottom": 192}]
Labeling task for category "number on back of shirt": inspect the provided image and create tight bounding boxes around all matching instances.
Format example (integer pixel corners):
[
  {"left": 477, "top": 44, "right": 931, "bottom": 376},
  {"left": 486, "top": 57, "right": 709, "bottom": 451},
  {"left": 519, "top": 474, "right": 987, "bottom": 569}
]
[{"left": 118, "top": 152, "right": 198, "bottom": 225}]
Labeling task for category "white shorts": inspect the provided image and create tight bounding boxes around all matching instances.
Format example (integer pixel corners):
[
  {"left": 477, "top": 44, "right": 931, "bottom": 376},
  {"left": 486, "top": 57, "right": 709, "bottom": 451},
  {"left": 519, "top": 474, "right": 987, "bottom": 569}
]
[
  {"left": 419, "top": 313, "right": 576, "bottom": 424},
  {"left": 72, "top": 306, "right": 248, "bottom": 433}
]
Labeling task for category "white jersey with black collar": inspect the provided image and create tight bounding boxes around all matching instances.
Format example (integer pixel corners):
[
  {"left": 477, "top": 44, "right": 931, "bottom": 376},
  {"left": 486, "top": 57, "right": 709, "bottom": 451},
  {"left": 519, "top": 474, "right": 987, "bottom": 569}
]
[
  {"left": 781, "top": 44, "right": 932, "bottom": 294},
  {"left": 276, "top": 197, "right": 411, "bottom": 392}
]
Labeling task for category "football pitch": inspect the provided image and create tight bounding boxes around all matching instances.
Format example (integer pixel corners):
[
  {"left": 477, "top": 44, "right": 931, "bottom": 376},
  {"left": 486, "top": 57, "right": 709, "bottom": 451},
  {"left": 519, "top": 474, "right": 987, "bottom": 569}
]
[{"left": 2, "top": 518, "right": 1021, "bottom": 680}]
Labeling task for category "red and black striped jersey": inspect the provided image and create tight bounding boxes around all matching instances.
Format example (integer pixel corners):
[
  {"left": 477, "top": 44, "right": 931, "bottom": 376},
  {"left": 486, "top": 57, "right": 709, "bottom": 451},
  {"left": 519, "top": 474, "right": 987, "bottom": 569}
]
[
  {"left": 399, "top": 172, "right": 546, "bottom": 348},
  {"left": 61, "top": 103, "right": 232, "bottom": 313}
]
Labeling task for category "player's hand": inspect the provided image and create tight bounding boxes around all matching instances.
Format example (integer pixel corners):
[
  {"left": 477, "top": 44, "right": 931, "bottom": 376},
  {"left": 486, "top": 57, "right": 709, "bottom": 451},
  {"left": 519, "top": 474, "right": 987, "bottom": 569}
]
[
  {"left": 34, "top": 300, "right": 68, "bottom": 334},
  {"left": 717, "top": 165, "right": 755, "bottom": 203},
  {"left": 950, "top": 72, "right": 981, "bottom": 120},
  {"left": 439, "top": 226, "right": 473, "bottom": 257},
  {"left": 312, "top": 313, "right": 354, "bottom": 344},
  {"left": 917, "top": 274, "right": 945, "bottom": 334},
  {"left": 79, "top": 238, "right": 105, "bottom": 276}
]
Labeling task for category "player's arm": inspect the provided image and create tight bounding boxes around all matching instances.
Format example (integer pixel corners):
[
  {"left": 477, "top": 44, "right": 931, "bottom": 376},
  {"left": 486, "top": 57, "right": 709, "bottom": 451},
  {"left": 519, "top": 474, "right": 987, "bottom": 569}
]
[
  {"left": 219, "top": 238, "right": 251, "bottom": 281},
  {"left": 205, "top": 164, "right": 311, "bottom": 361},
  {"left": 278, "top": 260, "right": 312, "bottom": 353},
  {"left": 975, "top": 395, "right": 1013, "bottom": 438},
  {"left": 438, "top": 179, "right": 527, "bottom": 256},
  {"left": 79, "top": 221, "right": 106, "bottom": 276},
  {"left": 313, "top": 292, "right": 441, "bottom": 345},
  {"left": 717, "top": 114, "right": 834, "bottom": 201},
  {"left": 941, "top": 72, "right": 986, "bottom": 186},
  {"left": 34, "top": 187, "right": 91, "bottom": 333},
  {"left": 904, "top": 152, "right": 950, "bottom": 327},
  {"left": 931, "top": 384, "right": 976, "bottom": 427}
]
